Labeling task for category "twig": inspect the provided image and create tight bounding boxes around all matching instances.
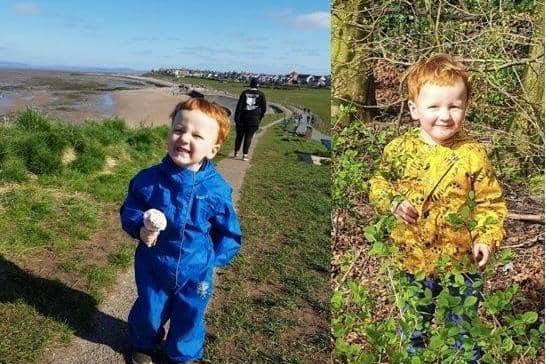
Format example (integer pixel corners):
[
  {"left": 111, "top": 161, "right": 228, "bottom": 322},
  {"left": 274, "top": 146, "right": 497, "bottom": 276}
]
[
  {"left": 507, "top": 213, "right": 544, "bottom": 224},
  {"left": 501, "top": 234, "right": 543, "bottom": 249},
  {"left": 466, "top": 53, "right": 545, "bottom": 72},
  {"left": 334, "top": 246, "right": 364, "bottom": 291},
  {"left": 386, "top": 265, "right": 404, "bottom": 319},
  {"left": 333, "top": 95, "right": 406, "bottom": 110}
]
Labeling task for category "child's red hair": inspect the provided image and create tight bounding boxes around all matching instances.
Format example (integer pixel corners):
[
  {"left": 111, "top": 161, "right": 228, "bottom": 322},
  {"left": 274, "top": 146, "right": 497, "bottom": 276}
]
[
  {"left": 170, "top": 98, "right": 230, "bottom": 145},
  {"left": 407, "top": 54, "right": 471, "bottom": 101}
]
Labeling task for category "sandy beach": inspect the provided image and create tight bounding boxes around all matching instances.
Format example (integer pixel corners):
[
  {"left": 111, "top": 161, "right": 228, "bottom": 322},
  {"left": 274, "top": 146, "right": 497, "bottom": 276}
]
[
  {"left": 0, "top": 69, "right": 235, "bottom": 127},
  {"left": 0, "top": 69, "right": 276, "bottom": 127},
  {"left": 112, "top": 87, "right": 189, "bottom": 127}
]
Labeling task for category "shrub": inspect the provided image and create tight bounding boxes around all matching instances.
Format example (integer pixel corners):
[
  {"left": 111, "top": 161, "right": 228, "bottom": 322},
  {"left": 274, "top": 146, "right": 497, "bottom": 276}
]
[
  {"left": 126, "top": 128, "right": 164, "bottom": 154},
  {"left": 83, "top": 118, "right": 126, "bottom": 146},
  {"left": 70, "top": 141, "right": 105, "bottom": 173},
  {"left": 15, "top": 108, "right": 51, "bottom": 133},
  {"left": 17, "top": 134, "right": 63, "bottom": 175}
]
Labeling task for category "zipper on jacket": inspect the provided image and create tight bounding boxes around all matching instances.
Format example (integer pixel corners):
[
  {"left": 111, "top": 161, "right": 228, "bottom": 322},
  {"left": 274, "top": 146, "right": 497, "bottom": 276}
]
[{"left": 174, "top": 172, "right": 196, "bottom": 290}]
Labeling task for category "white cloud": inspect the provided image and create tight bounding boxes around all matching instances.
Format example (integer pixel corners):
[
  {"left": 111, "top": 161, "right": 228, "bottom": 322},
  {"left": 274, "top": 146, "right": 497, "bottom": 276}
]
[
  {"left": 267, "top": 8, "right": 293, "bottom": 19},
  {"left": 12, "top": 2, "right": 41, "bottom": 16},
  {"left": 293, "top": 11, "right": 329, "bottom": 31}
]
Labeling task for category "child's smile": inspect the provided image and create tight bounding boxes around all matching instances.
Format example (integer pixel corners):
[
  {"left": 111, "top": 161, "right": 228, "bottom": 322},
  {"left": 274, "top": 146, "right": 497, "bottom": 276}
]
[{"left": 168, "top": 109, "right": 220, "bottom": 171}]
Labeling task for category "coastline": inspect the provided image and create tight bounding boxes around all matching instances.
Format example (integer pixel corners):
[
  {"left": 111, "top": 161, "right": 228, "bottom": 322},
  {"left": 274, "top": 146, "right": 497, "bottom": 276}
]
[{"left": 0, "top": 70, "right": 284, "bottom": 128}]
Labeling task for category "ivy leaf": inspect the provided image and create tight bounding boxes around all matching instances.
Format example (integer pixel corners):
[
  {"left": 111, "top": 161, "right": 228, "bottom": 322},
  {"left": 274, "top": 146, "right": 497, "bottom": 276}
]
[{"left": 448, "top": 326, "right": 460, "bottom": 337}]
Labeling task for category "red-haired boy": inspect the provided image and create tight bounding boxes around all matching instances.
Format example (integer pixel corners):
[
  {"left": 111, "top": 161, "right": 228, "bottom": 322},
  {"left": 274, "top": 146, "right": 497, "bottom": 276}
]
[
  {"left": 370, "top": 54, "right": 507, "bottom": 361},
  {"left": 121, "top": 98, "right": 242, "bottom": 364}
]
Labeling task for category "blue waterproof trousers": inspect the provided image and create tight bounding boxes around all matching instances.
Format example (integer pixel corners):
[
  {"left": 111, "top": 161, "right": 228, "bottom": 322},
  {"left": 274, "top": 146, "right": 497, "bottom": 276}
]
[{"left": 128, "top": 244, "right": 213, "bottom": 362}]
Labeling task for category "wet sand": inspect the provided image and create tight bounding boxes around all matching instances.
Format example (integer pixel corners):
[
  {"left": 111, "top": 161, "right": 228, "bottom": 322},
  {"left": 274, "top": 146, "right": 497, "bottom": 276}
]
[{"left": 0, "top": 69, "right": 187, "bottom": 126}]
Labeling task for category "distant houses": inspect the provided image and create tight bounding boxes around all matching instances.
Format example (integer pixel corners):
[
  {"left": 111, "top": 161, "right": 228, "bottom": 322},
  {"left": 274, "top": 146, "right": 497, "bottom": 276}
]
[{"left": 150, "top": 67, "right": 330, "bottom": 88}]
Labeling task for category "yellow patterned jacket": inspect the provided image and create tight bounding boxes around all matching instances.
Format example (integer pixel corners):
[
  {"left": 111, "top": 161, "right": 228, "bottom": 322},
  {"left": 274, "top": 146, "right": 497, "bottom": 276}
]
[{"left": 369, "top": 128, "right": 507, "bottom": 275}]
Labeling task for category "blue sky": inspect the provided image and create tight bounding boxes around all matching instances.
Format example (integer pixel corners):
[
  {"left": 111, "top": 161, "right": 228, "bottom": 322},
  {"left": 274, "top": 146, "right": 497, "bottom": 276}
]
[{"left": 0, "top": 1, "right": 330, "bottom": 74}]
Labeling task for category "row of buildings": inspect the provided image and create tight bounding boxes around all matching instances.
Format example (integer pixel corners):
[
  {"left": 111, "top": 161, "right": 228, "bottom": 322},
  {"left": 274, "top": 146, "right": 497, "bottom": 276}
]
[{"left": 150, "top": 68, "right": 330, "bottom": 88}]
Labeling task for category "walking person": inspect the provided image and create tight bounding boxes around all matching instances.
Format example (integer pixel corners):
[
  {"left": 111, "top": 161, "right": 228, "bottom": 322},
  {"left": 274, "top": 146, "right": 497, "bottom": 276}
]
[{"left": 233, "top": 77, "right": 267, "bottom": 161}]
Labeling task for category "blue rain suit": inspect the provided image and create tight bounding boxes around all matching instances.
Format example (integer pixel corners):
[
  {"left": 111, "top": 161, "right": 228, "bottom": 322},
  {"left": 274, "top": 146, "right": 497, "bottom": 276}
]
[{"left": 120, "top": 155, "right": 242, "bottom": 362}]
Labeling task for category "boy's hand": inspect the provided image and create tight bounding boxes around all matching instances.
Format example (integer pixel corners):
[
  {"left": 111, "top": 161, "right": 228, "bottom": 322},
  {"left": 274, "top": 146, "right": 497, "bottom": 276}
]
[
  {"left": 473, "top": 243, "right": 491, "bottom": 267},
  {"left": 140, "top": 226, "right": 160, "bottom": 247},
  {"left": 393, "top": 200, "right": 419, "bottom": 224}
]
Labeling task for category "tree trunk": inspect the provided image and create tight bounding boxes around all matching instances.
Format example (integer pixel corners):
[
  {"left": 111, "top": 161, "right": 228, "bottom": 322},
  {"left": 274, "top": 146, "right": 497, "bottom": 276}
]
[
  {"left": 331, "top": 0, "right": 377, "bottom": 124},
  {"left": 519, "top": 8, "right": 544, "bottom": 134}
]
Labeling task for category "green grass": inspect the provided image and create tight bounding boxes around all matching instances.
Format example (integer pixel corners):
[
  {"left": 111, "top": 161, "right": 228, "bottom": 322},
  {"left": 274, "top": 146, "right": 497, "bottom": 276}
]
[
  {"left": 260, "top": 113, "right": 282, "bottom": 128},
  {"left": 151, "top": 75, "right": 331, "bottom": 133},
  {"left": 205, "top": 124, "right": 331, "bottom": 363},
  {"left": 0, "top": 109, "right": 170, "bottom": 363}
]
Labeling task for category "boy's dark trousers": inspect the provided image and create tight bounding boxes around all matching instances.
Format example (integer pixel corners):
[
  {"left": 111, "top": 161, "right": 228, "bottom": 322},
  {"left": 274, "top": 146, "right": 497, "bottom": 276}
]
[
  {"left": 234, "top": 124, "right": 259, "bottom": 155},
  {"left": 405, "top": 272, "right": 483, "bottom": 363}
]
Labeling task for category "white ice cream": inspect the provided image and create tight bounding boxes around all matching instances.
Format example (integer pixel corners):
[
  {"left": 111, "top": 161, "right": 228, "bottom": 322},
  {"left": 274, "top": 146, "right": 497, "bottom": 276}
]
[{"left": 143, "top": 209, "right": 167, "bottom": 232}]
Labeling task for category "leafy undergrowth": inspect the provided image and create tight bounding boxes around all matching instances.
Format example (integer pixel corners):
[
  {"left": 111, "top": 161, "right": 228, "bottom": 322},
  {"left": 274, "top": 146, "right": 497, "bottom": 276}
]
[
  {"left": 0, "top": 109, "right": 236, "bottom": 363},
  {"left": 331, "top": 104, "right": 544, "bottom": 363},
  {"left": 205, "top": 124, "right": 331, "bottom": 363}
]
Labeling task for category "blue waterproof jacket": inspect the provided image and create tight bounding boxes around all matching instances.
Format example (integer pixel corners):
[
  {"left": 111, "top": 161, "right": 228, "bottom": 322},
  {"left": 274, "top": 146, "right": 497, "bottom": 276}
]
[{"left": 120, "top": 155, "right": 242, "bottom": 290}]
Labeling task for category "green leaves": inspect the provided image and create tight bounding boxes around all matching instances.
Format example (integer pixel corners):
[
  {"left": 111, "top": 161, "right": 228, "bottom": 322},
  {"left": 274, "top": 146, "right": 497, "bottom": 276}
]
[
  {"left": 363, "top": 224, "right": 378, "bottom": 243},
  {"left": 521, "top": 311, "right": 538, "bottom": 324},
  {"left": 463, "top": 296, "right": 478, "bottom": 308},
  {"left": 331, "top": 291, "right": 344, "bottom": 311}
]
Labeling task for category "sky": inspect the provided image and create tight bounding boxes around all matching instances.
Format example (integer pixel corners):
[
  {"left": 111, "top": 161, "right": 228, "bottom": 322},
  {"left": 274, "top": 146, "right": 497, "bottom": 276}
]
[{"left": 0, "top": 1, "right": 330, "bottom": 74}]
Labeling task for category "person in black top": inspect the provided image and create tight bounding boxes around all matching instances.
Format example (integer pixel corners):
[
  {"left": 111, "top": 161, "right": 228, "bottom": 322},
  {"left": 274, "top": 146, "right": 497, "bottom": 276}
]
[{"left": 233, "top": 77, "right": 267, "bottom": 161}]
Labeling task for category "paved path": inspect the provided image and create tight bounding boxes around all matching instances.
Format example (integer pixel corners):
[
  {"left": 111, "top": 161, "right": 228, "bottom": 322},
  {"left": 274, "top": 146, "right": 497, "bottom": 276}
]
[{"left": 41, "top": 112, "right": 288, "bottom": 364}]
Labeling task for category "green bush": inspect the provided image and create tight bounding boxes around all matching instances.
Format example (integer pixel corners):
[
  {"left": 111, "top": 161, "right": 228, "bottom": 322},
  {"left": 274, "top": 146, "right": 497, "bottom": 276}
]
[
  {"left": 17, "top": 134, "right": 63, "bottom": 175},
  {"left": 332, "top": 105, "right": 396, "bottom": 208},
  {"left": 71, "top": 141, "right": 106, "bottom": 173},
  {"left": 83, "top": 118, "right": 126, "bottom": 146},
  {"left": 15, "top": 108, "right": 52, "bottom": 133},
  {"left": 126, "top": 128, "right": 164, "bottom": 154}
]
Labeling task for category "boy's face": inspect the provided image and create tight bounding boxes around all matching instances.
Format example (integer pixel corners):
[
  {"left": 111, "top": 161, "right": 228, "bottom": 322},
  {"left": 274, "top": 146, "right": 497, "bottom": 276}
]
[
  {"left": 168, "top": 109, "right": 220, "bottom": 171},
  {"left": 408, "top": 79, "right": 468, "bottom": 144}
]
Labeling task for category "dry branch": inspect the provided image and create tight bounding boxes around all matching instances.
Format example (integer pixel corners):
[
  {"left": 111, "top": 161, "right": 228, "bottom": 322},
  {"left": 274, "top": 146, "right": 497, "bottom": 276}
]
[{"left": 507, "top": 212, "right": 545, "bottom": 224}]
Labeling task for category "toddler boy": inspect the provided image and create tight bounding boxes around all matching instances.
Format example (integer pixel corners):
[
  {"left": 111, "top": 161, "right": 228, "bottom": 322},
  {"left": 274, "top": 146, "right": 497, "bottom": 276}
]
[
  {"left": 369, "top": 54, "right": 507, "bottom": 361},
  {"left": 120, "top": 98, "right": 242, "bottom": 364}
]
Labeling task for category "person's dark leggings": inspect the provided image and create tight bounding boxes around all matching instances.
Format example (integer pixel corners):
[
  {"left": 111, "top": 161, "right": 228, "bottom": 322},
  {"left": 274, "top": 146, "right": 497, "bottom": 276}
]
[
  {"left": 404, "top": 273, "right": 483, "bottom": 363},
  {"left": 234, "top": 124, "right": 259, "bottom": 155}
]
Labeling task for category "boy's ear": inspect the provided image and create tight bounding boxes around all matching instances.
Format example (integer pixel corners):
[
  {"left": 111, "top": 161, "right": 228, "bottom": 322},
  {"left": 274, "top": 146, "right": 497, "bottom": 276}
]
[
  {"left": 408, "top": 100, "right": 419, "bottom": 120},
  {"left": 207, "top": 143, "right": 221, "bottom": 160}
]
